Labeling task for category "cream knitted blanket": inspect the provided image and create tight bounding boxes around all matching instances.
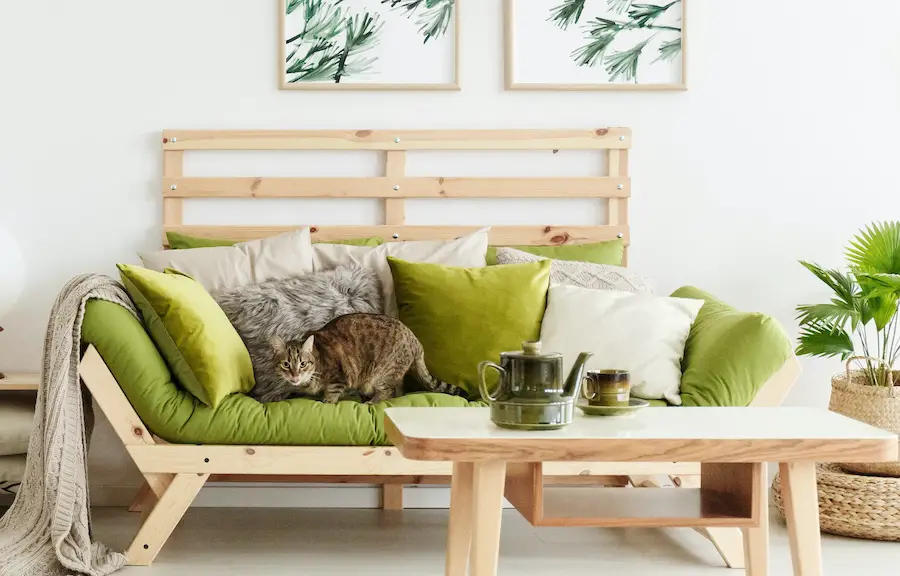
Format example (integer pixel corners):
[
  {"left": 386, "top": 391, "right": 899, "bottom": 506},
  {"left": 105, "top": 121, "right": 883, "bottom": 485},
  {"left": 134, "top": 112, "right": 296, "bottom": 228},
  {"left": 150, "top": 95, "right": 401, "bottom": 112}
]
[{"left": 0, "top": 274, "right": 135, "bottom": 576}]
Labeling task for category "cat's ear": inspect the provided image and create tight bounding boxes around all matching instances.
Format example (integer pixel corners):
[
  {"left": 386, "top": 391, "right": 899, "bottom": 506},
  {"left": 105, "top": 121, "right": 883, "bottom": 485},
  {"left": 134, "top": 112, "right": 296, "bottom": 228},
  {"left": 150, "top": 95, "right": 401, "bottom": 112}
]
[
  {"left": 301, "top": 335, "right": 315, "bottom": 354},
  {"left": 271, "top": 336, "right": 286, "bottom": 354}
]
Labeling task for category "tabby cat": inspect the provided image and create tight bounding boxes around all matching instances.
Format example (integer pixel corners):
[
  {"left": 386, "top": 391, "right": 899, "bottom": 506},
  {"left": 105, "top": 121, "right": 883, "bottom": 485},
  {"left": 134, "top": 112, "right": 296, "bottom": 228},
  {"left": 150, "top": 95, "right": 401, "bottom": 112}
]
[{"left": 269, "top": 313, "right": 464, "bottom": 404}]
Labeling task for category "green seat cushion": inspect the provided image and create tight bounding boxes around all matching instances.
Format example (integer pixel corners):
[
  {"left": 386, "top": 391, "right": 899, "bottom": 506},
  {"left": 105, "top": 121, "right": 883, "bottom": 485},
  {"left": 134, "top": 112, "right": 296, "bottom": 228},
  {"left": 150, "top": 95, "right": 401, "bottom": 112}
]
[
  {"left": 389, "top": 257, "right": 551, "bottom": 398},
  {"left": 118, "top": 264, "right": 255, "bottom": 408},
  {"left": 671, "top": 286, "right": 792, "bottom": 407},
  {"left": 486, "top": 239, "right": 624, "bottom": 266},
  {"left": 166, "top": 231, "right": 383, "bottom": 249},
  {"left": 81, "top": 299, "right": 481, "bottom": 445}
]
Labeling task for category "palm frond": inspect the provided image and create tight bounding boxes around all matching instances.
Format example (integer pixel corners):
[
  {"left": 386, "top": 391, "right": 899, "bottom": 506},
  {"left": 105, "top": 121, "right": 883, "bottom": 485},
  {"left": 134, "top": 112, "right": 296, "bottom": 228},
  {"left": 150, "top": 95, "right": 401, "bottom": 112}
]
[
  {"left": 654, "top": 37, "right": 681, "bottom": 63},
  {"left": 604, "top": 38, "right": 651, "bottom": 82},
  {"left": 795, "top": 303, "right": 857, "bottom": 329},
  {"left": 383, "top": 0, "right": 454, "bottom": 41},
  {"left": 608, "top": 0, "right": 633, "bottom": 14},
  {"left": 572, "top": 18, "right": 624, "bottom": 67},
  {"left": 628, "top": 2, "right": 677, "bottom": 28},
  {"left": 796, "top": 322, "right": 855, "bottom": 360},
  {"left": 549, "top": 0, "right": 586, "bottom": 30},
  {"left": 287, "top": 0, "right": 306, "bottom": 15},
  {"left": 846, "top": 221, "right": 900, "bottom": 274},
  {"left": 856, "top": 272, "right": 900, "bottom": 299}
]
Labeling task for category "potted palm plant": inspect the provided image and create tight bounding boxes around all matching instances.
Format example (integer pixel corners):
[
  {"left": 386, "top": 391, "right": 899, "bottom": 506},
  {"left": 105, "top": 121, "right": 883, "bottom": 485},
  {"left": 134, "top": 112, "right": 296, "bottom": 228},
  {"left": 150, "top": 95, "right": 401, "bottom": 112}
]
[{"left": 797, "top": 221, "right": 900, "bottom": 476}]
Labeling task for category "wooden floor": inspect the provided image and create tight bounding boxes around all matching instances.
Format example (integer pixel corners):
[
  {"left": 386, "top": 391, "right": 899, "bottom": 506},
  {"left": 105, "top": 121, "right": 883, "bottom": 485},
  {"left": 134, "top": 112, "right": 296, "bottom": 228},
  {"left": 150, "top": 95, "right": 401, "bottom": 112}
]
[{"left": 80, "top": 506, "right": 900, "bottom": 575}]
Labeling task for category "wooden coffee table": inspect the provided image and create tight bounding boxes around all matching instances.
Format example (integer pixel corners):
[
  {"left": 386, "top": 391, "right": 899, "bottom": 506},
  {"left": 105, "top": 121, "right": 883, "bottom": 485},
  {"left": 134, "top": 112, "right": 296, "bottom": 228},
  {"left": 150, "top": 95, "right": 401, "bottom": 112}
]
[{"left": 384, "top": 406, "right": 898, "bottom": 576}]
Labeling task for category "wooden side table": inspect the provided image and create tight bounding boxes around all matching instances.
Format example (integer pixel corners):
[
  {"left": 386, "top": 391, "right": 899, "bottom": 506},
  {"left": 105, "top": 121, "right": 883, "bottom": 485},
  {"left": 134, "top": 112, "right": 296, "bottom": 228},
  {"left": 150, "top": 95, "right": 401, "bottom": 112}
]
[
  {"left": 385, "top": 407, "right": 899, "bottom": 576},
  {"left": 0, "top": 373, "right": 39, "bottom": 391}
]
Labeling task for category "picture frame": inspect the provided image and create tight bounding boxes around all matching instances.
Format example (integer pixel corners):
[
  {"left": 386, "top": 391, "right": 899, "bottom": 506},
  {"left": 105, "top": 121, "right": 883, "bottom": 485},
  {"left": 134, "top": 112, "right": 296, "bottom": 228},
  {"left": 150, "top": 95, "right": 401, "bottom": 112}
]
[
  {"left": 505, "top": 0, "right": 686, "bottom": 91},
  {"left": 279, "top": 0, "right": 460, "bottom": 91}
]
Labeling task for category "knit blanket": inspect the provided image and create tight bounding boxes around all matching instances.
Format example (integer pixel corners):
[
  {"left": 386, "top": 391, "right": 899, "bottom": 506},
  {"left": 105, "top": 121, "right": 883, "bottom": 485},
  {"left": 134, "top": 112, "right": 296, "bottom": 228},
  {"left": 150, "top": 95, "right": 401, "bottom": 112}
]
[{"left": 0, "top": 274, "right": 136, "bottom": 575}]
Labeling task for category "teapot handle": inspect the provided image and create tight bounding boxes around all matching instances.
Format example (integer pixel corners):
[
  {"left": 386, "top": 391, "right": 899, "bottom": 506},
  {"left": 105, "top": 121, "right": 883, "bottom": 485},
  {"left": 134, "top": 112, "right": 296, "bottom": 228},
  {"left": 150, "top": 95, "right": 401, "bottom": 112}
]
[{"left": 478, "top": 361, "right": 506, "bottom": 402}]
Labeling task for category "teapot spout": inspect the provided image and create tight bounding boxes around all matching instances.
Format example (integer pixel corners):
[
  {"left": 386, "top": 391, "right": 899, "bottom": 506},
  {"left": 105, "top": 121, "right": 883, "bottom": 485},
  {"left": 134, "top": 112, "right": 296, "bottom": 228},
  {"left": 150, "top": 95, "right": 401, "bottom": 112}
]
[{"left": 564, "top": 352, "right": 594, "bottom": 398}]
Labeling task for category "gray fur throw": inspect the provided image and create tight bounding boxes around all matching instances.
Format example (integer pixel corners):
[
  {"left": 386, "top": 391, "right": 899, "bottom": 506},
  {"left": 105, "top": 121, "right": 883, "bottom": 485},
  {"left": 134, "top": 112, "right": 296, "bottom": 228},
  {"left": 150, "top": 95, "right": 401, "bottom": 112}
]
[{"left": 215, "top": 266, "right": 382, "bottom": 403}]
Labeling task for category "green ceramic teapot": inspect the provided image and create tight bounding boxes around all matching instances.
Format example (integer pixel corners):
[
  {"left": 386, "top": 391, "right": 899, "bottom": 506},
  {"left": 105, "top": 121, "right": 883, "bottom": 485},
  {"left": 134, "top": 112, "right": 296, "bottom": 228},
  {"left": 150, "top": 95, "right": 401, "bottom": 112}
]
[{"left": 478, "top": 341, "right": 593, "bottom": 430}]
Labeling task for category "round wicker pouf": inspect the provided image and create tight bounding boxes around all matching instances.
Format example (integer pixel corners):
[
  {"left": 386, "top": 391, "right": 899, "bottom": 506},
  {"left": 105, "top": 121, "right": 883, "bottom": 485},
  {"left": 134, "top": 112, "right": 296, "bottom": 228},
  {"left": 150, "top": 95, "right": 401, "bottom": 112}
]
[{"left": 772, "top": 464, "right": 900, "bottom": 541}]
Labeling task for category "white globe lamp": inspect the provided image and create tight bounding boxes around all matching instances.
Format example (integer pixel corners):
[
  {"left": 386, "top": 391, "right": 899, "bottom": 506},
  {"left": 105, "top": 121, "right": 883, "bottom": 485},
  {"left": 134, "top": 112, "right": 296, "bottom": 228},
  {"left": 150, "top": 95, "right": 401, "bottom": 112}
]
[{"left": 0, "top": 226, "right": 25, "bottom": 380}]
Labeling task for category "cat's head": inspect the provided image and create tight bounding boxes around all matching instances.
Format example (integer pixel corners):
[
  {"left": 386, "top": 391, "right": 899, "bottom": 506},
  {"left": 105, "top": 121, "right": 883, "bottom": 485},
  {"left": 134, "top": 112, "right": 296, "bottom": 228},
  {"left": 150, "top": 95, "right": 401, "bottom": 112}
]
[{"left": 271, "top": 335, "right": 316, "bottom": 387}]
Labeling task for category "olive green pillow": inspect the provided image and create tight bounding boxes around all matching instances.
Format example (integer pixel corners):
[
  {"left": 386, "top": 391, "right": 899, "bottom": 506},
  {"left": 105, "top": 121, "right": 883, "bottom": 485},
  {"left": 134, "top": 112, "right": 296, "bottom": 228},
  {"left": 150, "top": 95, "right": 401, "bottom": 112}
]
[
  {"left": 166, "top": 231, "right": 383, "bottom": 249},
  {"left": 388, "top": 257, "right": 551, "bottom": 398},
  {"left": 672, "top": 286, "right": 792, "bottom": 407},
  {"left": 486, "top": 239, "right": 624, "bottom": 266},
  {"left": 118, "top": 264, "right": 255, "bottom": 408}
]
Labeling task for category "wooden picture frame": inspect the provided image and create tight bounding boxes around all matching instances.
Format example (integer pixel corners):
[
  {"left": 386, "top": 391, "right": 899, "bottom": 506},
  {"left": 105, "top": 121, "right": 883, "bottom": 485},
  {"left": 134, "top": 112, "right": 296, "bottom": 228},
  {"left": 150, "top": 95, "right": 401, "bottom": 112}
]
[
  {"left": 279, "top": 0, "right": 461, "bottom": 91},
  {"left": 505, "top": 0, "right": 687, "bottom": 91}
]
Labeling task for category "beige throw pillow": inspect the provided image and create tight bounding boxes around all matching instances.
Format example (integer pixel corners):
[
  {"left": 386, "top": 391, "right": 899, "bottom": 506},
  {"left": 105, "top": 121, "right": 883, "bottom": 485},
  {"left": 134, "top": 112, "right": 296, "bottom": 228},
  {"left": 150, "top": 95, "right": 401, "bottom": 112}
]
[
  {"left": 139, "top": 228, "right": 314, "bottom": 294},
  {"left": 312, "top": 228, "right": 490, "bottom": 315},
  {"left": 495, "top": 247, "right": 654, "bottom": 294}
]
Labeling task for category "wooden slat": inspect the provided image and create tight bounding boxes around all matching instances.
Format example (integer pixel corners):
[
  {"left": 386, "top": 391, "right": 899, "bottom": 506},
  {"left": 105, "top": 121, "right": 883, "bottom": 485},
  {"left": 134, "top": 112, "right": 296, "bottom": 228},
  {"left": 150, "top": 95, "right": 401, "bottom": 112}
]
[
  {"left": 162, "top": 225, "right": 630, "bottom": 246},
  {"left": 163, "top": 151, "right": 184, "bottom": 227},
  {"left": 162, "top": 176, "right": 630, "bottom": 199},
  {"left": 0, "top": 373, "right": 39, "bottom": 391},
  {"left": 384, "top": 151, "right": 406, "bottom": 226},
  {"left": 162, "top": 128, "right": 632, "bottom": 151},
  {"left": 158, "top": 175, "right": 629, "bottom": 198},
  {"left": 608, "top": 148, "right": 630, "bottom": 264}
]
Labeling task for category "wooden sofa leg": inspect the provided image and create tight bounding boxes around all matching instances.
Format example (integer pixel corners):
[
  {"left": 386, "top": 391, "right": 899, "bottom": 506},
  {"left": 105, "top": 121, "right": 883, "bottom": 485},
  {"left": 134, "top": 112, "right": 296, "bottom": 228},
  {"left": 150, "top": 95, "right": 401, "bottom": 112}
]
[
  {"left": 382, "top": 483, "right": 404, "bottom": 510},
  {"left": 128, "top": 482, "right": 154, "bottom": 513},
  {"left": 126, "top": 473, "right": 208, "bottom": 566}
]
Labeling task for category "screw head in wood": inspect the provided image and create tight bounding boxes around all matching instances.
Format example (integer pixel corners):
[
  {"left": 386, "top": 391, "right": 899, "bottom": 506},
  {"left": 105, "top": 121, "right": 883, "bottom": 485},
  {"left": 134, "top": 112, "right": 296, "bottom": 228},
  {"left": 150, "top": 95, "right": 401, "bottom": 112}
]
[
  {"left": 617, "top": 184, "right": 624, "bottom": 190},
  {"left": 618, "top": 136, "right": 625, "bottom": 141},
  {"left": 392, "top": 233, "right": 399, "bottom": 239},
  {"left": 617, "top": 233, "right": 624, "bottom": 238},
  {"left": 394, "top": 137, "right": 401, "bottom": 143},
  {"left": 170, "top": 185, "right": 177, "bottom": 191},
  {"left": 393, "top": 185, "right": 400, "bottom": 191},
  {"left": 171, "top": 137, "right": 178, "bottom": 143}
]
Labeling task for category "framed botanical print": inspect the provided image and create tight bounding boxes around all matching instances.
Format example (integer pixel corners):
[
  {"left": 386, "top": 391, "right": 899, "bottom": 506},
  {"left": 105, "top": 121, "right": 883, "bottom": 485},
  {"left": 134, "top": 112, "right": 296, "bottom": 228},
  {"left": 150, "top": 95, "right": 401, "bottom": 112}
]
[
  {"left": 280, "top": 0, "right": 459, "bottom": 90},
  {"left": 506, "top": 0, "right": 686, "bottom": 90}
]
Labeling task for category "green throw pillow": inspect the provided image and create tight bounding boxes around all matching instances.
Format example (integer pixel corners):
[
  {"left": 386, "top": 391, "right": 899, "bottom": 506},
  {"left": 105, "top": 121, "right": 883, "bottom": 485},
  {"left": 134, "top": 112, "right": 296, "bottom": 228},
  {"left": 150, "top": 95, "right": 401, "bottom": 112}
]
[
  {"left": 388, "top": 258, "right": 551, "bottom": 398},
  {"left": 166, "top": 231, "right": 383, "bottom": 249},
  {"left": 118, "top": 264, "right": 255, "bottom": 408},
  {"left": 672, "top": 286, "right": 792, "bottom": 407},
  {"left": 486, "top": 239, "right": 624, "bottom": 266}
]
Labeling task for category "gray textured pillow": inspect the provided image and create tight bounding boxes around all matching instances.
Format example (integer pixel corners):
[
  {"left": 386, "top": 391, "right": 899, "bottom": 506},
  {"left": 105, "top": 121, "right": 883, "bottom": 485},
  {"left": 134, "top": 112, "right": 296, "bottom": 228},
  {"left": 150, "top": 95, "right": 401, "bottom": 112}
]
[
  {"left": 214, "top": 265, "right": 382, "bottom": 402},
  {"left": 495, "top": 247, "right": 654, "bottom": 294}
]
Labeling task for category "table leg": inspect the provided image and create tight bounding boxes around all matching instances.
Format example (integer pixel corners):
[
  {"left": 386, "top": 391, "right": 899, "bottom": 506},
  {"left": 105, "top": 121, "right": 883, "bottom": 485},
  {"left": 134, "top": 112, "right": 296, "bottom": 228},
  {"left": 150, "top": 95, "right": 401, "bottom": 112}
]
[
  {"left": 779, "top": 462, "right": 822, "bottom": 576},
  {"left": 469, "top": 461, "right": 507, "bottom": 576},
  {"left": 445, "top": 462, "right": 475, "bottom": 576}
]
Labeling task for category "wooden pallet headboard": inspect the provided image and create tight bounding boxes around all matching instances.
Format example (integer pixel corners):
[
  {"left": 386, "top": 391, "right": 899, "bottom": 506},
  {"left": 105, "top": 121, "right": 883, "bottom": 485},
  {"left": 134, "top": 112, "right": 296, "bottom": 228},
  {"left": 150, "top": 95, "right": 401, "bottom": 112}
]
[{"left": 160, "top": 129, "right": 631, "bottom": 255}]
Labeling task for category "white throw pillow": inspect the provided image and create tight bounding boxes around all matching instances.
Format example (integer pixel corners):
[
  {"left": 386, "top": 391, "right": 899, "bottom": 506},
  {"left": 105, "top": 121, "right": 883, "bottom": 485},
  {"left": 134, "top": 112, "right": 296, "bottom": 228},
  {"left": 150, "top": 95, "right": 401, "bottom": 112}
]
[
  {"left": 494, "top": 247, "right": 654, "bottom": 294},
  {"left": 312, "top": 228, "right": 490, "bottom": 316},
  {"left": 540, "top": 284, "right": 704, "bottom": 405},
  {"left": 139, "top": 228, "right": 314, "bottom": 294}
]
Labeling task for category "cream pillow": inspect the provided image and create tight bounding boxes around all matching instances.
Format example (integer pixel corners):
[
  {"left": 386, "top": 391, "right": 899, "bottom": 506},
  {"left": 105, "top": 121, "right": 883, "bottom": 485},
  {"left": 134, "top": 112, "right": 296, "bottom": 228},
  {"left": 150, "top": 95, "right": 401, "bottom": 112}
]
[
  {"left": 312, "top": 228, "right": 490, "bottom": 316},
  {"left": 540, "top": 284, "right": 703, "bottom": 405},
  {"left": 494, "top": 247, "right": 654, "bottom": 293},
  {"left": 139, "top": 228, "right": 314, "bottom": 294}
]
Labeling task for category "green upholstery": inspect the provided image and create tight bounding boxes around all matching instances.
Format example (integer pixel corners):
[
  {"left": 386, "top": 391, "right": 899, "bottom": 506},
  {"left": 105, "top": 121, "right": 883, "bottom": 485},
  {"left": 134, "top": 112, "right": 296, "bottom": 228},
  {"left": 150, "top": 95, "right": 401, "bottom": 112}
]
[
  {"left": 486, "top": 239, "right": 624, "bottom": 266},
  {"left": 672, "top": 286, "right": 793, "bottom": 407},
  {"left": 81, "top": 299, "right": 481, "bottom": 446}
]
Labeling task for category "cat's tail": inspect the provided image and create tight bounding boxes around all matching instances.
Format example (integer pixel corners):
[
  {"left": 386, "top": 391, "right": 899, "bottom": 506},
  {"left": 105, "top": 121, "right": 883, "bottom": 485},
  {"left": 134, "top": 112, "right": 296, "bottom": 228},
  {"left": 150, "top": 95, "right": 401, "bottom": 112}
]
[{"left": 412, "top": 353, "right": 466, "bottom": 397}]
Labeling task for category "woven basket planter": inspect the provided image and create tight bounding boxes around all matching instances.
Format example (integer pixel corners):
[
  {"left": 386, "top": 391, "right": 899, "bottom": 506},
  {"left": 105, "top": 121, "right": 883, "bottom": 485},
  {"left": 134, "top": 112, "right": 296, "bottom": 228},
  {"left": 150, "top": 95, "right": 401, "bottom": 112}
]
[
  {"left": 773, "top": 464, "right": 900, "bottom": 541},
  {"left": 830, "top": 363, "right": 900, "bottom": 477}
]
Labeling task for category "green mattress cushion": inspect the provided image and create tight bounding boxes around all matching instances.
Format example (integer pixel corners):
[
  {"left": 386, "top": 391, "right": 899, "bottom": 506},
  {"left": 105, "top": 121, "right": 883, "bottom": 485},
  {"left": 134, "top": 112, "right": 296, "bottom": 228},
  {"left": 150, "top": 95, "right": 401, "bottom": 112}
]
[
  {"left": 81, "top": 299, "right": 482, "bottom": 445},
  {"left": 118, "top": 264, "right": 255, "bottom": 408},
  {"left": 389, "top": 257, "right": 551, "bottom": 398},
  {"left": 672, "top": 286, "right": 792, "bottom": 407},
  {"left": 486, "top": 239, "right": 624, "bottom": 266},
  {"left": 166, "top": 231, "right": 383, "bottom": 249}
]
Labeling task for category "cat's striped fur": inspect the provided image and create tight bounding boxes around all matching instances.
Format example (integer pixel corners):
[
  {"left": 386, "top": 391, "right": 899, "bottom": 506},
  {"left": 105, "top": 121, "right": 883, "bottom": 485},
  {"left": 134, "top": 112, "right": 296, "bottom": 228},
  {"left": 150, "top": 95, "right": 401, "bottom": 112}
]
[{"left": 273, "top": 313, "right": 465, "bottom": 404}]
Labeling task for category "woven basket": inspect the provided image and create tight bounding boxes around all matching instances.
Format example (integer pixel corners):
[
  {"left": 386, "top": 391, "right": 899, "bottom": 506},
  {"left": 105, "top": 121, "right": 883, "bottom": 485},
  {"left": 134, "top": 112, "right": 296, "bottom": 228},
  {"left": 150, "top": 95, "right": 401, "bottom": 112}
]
[
  {"left": 830, "top": 358, "right": 900, "bottom": 477},
  {"left": 773, "top": 464, "right": 900, "bottom": 541}
]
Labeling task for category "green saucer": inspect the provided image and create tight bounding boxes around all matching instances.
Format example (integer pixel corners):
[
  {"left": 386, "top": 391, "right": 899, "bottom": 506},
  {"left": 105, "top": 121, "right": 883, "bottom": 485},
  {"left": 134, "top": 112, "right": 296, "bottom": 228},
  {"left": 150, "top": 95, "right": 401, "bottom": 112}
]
[{"left": 577, "top": 398, "right": 650, "bottom": 417}]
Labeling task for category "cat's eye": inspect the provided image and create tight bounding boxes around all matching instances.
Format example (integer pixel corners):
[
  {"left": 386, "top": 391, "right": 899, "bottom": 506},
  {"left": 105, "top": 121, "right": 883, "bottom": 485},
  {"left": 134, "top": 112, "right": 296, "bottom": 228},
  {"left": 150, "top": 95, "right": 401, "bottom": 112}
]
[
  {"left": 299, "top": 361, "right": 308, "bottom": 368},
  {"left": 280, "top": 362, "right": 290, "bottom": 370}
]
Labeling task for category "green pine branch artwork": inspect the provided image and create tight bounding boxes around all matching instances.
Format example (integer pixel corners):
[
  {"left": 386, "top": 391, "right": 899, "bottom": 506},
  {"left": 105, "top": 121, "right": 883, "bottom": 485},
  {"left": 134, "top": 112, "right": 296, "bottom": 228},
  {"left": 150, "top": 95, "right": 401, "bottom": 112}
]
[
  {"left": 548, "top": 0, "right": 683, "bottom": 83},
  {"left": 285, "top": 0, "right": 455, "bottom": 85}
]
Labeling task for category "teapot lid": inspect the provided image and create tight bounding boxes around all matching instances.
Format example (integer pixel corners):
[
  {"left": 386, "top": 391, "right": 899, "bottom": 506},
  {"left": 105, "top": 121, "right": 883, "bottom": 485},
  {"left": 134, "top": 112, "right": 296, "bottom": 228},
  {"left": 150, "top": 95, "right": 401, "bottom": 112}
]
[{"left": 501, "top": 341, "right": 562, "bottom": 360}]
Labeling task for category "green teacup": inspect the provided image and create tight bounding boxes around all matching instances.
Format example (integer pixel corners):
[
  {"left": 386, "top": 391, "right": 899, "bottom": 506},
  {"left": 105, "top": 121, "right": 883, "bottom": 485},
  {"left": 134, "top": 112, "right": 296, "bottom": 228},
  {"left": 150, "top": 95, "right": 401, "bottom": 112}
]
[{"left": 582, "top": 370, "right": 631, "bottom": 407}]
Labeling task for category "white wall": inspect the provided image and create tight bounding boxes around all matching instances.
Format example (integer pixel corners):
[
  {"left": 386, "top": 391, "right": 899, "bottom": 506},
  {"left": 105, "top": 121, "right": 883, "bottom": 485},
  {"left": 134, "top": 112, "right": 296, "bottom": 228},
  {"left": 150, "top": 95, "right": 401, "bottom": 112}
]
[{"left": 2, "top": 0, "right": 900, "bottom": 501}]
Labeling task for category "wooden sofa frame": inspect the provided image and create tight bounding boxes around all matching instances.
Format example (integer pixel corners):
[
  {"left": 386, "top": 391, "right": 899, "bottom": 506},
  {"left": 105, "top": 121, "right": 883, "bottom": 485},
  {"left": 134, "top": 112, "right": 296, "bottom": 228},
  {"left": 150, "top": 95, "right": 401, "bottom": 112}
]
[{"left": 82, "top": 129, "right": 801, "bottom": 566}]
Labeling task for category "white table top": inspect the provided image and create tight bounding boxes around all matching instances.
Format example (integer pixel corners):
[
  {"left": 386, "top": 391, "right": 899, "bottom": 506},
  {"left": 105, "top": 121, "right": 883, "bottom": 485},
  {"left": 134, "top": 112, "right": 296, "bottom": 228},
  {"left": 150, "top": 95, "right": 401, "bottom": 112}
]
[{"left": 384, "top": 407, "right": 899, "bottom": 463}]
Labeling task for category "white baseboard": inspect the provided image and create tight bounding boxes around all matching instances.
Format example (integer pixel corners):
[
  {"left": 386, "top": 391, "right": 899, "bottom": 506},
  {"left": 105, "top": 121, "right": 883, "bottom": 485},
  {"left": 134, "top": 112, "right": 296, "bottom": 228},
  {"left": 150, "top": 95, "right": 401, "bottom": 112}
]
[{"left": 87, "top": 484, "right": 516, "bottom": 509}]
